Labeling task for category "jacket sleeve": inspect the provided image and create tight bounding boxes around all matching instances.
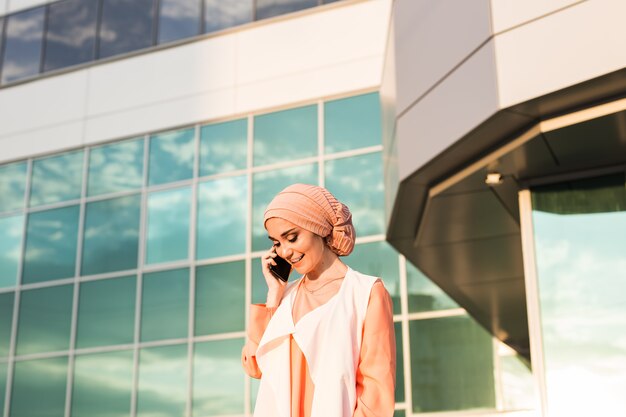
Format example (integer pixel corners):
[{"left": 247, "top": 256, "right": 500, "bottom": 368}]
[
  {"left": 241, "top": 304, "right": 274, "bottom": 379},
  {"left": 354, "top": 280, "right": 396, "bottom": 417}
]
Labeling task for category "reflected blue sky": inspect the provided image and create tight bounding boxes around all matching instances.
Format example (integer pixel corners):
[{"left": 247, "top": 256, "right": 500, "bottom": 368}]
[
  {"left": 196, "top": 176, "right": 247, "bottom": 259},
  {"left": 533, "top": 209, "right": 626, "bottom": 416},
  {"left": 148, "top": 128, "right": 194, "bottom": 186},
  {"left": 10, "top": 356, "right": 68, "bottom": 417},
  {"left": 0, "top": 162, "right": 27, "bottom": 213},
  {"left": 88, "top": 139, "right": 144, "bottom": 197},
  {"left": 30, "top": 151, "right": 83, "bottom": 207},
  {"left": 146, "top": 187, "right": 191, "bottom": 264},
  {"left": 0, "top": 214, "right": 23, "bottom": 288},
  {"left": 1, "top": 8, "right": 44, "bottom": 84}
]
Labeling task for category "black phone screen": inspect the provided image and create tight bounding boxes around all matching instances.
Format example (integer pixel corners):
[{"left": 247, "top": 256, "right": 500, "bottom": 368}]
[{"left": 269, "top": 254, "right": 292, "bottom": 282}]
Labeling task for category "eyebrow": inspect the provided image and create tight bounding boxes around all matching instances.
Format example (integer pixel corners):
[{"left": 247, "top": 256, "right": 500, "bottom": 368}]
[{"left": 267, "top": 227, "right": 298, "bottom": 241}]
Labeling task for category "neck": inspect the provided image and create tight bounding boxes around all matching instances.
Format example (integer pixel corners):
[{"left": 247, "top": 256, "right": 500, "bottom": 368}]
[{"left": 306, "top": 251, "right": 347, "bottom": 281}]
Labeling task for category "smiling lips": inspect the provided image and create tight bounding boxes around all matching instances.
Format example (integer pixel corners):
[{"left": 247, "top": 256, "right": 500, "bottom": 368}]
[{"left": 290, "top": 255, "right": 304, "bottom": 265}]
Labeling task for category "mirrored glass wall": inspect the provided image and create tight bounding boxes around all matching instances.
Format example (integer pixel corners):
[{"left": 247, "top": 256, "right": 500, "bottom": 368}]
[
  {"left": 0, "top": 0, "right": 344, "bottom": 86},
  {"left": 0, "top": 92, "right": 532, "bottom": 417}
]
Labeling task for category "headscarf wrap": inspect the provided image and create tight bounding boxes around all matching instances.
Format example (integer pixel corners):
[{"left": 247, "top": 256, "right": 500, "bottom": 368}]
[{"left": 263, "top": 183, "right": 356, "bottom": 256}]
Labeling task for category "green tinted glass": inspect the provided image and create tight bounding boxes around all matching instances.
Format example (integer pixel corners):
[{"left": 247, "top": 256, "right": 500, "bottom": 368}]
[
  {"left": 531, "top": 174, "right": 626, "bottom": 415},
  {"left": 394, "top": 410, "right": 406, "bottom": 417},
  {"left": 196, "top": 176, "right": 247, "bottom": 259},
  {"left": 76, "top": 276, "right": 136, "bottom": 349},
  {"left": 29, "top": 150, "right": 83, "bottom": 207},
  {"left": 395, "top": 321, "right": 404, "bottom": 403},
  {"left": 0, "top": 214, "right": 23, "bottom": 288},
  {"left": 326, "top": 152, "right": 385, "bottom": 236},
  {"left": 10, "top": 356, "right": 68, "bottom": 417},
  {"left": 252, "top": 163, "right": 318, "bottom": 251},
  {"left": 81, "top": 195, "right": 141, "bottom": 275},
  {"left": 324, "top": 92, "right": 381, "bottom": 153},
  {"left": 253, "top": 105, "right": 317, "bottom": 166},
  {"left": 141, "top": 268, "right": 189, "bottom": 342},
  {"left": 193, "top": 338, "right": 244, "bottom": 416},
  {"left": 22, "top": 205, "right": 79, "bottom": 284},
  {"left": 406, "top": 261, "right": 458, "bottom": 313},
  {"left": 409, "top": 315, "right": 495, "bottom": 412},
  {"left": 87, "top": 138, "right": 144, "bottom": 196},
  {"left": 345, "top": 241, "right": 401, "bottom": 314},
  {"left": 71, "top": 350, "right": 133, "bottom": 417},
  {"left": 0, "top": 161, "right": 27, "bottom": 213},
  {"left": 148, "top": 128, "right": 194, "bottom": 186},
  {"left": 0, "top": 362, "right": 6, "bottom": 413},
  {"left": 500, "top": 347, "right": 535, "bottom": 410},
  {"left": 200, "top": 119, "right": 247, "bottom": 176},
  {"left": 16, "top": 285, "right": 73, "bottom": 355},
  {"left": 137, "top": 344, "right": 188, "bottom": 417},
  {"left": 251, "top": 257, "right": 265, "bottom": 305},
  {"left": 0, "top": 292, "right": 14, "bottom": 357},
  {"left": 146, "top": 187, "right": 191, "bottom": 264},
  {"left": 195, "top": 261, "right": 244, "bottom": 335}
]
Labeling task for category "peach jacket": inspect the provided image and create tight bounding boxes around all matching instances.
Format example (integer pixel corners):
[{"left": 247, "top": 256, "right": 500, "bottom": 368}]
[{"left": 245, "top": 268, "right": 394, "bottom": 417}]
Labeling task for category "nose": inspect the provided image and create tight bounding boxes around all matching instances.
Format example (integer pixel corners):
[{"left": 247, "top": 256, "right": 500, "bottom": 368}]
[{"left": 279, "top": 245, "right": 294, "bottom": 260}]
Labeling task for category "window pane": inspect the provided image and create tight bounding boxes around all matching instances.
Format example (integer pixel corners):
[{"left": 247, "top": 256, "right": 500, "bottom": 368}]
[
  {"left": 499, "top": 344, "right": 535, "bottom": 410},
  {"left": 72, "top": 350, "right": 133, "bottom": 417},
  {"left": 193, "top": 338, "right": 244, "bottom": 416},
  {"left": 251, "top": 256, "right": 301, "bottom": 304},
  {"left": 30, "top": 150, "right": 83, "bottom": 207},
  {"left": 0, "top": 8, "right": 44, "bottom": 84},
  {"left": 199, "top": 118, "right": 247, "bottom": 176},
  {"left": 148, "top": 127, "right": 194, "bottom": 186},
  {"left": 16, "top": 285, "right": 73, "bottom": 355},
  {"left": 326, "top": 152, "right": 384, "bottom": 236},
  {"left": 87, "top": 138, "right": 144, "bottom": 197},
  {"left": 406, "top": 261, "right": 458, "bottom": 313},
  {"left": 81, "top": 195, "right": 141, "bottom": 275},
  {"left": 145, "top": 187, "right": 191, "bottom": 264},
  {"left": 409, "top": 315, "right": 496, "bottom": 413},
  {"left": 195, "top": 261, "right": 244, "bottom": 335},
  {"left": 531, "top": 174, "right": 626, "bottom": 415},
  {"left": 253, "top": 105, "right": 317, "bottom": 167},
  {"left": 255, "top": 0, "right": 318, "bottom": 20},
  {"left": 43, "top": 0, "right": 98, "bottom": 72},
  {"left": 0, "top": 292, "right": 14, "bottom": 357},
  {"left": 0, "top": 214, "right": 23, "bottom": 288},
  {"left": 252, "top": 163, "right": 318, "bottom": 251},
  {"left": 158, "top": 0, "right": 201, "bottom": 44},
  {"left": 325, "top": 92, "right": 381, "bottom": 153},
  {"left": 22, "top": 205, "right": 80, "bottom": 284},
  {"left": 137, "top": 344, "right": 188, "bottom": 417},
  {"left": 0, "top": 161, "right": 27, "bottom": 213},
  {"left": 141, "top": 268, "right": 189, "bottom": 342},
  {"left": 345, "top": 241, "right": 401, "bottom": 314},
  {"left": 395, "top": 321, "right": 404, "bottom": 403},
  {"left": 10, "top": 357, "right": 68, "bottom": 417},
  {"left": 0, "top": 362, "right": 6, "bottom": 414},
  {"left": 204, "top": 0, "right": 252, "bottom": 33},
  {"left": 98, "top": 0, "right": 156, "bottom": 59},
  {"left": 76, "top": 276, "right": 136, "bottom": 348},
  {"left": 196, "top": 176, "right": 247, "bottom": 259}
]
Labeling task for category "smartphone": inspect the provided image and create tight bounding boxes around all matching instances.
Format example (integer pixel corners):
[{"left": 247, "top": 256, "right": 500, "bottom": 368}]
[{"left": 269, "top": 253, "right": 292, "bottom": 282}]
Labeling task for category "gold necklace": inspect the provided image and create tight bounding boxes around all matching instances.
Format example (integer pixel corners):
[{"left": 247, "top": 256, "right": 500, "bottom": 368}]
[{"left": 302, "top": 276, "right": 344, "bottom": 295}]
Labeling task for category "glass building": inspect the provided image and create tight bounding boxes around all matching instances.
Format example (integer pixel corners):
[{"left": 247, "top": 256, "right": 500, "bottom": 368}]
[{"left": 0, "top": 1, "right": 624, "bottom": 417}]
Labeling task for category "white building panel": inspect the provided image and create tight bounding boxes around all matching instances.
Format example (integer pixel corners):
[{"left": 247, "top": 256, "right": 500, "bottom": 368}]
[
  {"left": 0, "top": 71, "right": 88, "bottom": 138},
  {"left": 495, "top": 0, "right": 626, "bottom": 108},
  {"left": 393, "top": 0, "right": 491, "bottom": 115},
  {"left": 0, "top": 119, "right": 83, "bottom": 162},
  {"left": 397, "top": 41, "right": 499, "bottom": 181},
  {"left": 5, "top": 0, "right": 50, "bottom": 15},
  {"left": 490, "top": 0, "right": 582, "bottom": 34}
]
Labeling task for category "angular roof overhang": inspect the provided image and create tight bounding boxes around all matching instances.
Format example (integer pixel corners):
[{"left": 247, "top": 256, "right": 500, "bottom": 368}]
[{"left": 386, "top": 68, "right": 626, "bottom": 357}]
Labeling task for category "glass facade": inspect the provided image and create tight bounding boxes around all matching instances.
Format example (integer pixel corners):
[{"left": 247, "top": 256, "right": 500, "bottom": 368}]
[
  {"left": 0, "top": 92, "right": 520, "bottom": 416},
  {"left": 0, "top": 0, "right": 346, "bottom": 87},
  {"left": 531, "top": 173, "right": 626, "bottom": 416}
]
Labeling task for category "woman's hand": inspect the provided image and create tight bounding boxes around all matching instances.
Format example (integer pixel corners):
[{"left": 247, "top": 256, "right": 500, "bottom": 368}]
[{"left": 261, "top": 247, "right": 288, "bottom": 308}]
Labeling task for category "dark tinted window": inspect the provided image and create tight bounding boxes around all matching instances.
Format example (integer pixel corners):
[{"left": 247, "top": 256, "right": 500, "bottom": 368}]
[
  {"left": 0, "top": 17, "right": 4, "bottom": 68},
  {"left": 158, "top": 0, "right": 201, "bottom": 44},
  {"left": 98, "top": 0, "right": 157, "bottom": 59},
  {"left": 255, "top": 0, "right": 318, "bottom": 20},
  {"left": 43, "top": 0, "right": 98, "bottom": 72},
  {"left": 0, "top": 7, "right": 45, "bottom": 84},
  {"left": 204, "top": 0, "right": 252, "bottom": 33}
]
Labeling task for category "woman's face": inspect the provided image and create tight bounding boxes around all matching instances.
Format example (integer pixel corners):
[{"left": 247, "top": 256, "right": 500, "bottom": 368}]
[{"left": 266, "top": 217, "right": 327, "bottom": 276}]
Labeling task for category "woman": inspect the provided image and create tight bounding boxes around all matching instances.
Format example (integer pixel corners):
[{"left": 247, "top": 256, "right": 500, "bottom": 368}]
[{"left": 241, "top": 183, "right": 396, "bottom": 417}]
